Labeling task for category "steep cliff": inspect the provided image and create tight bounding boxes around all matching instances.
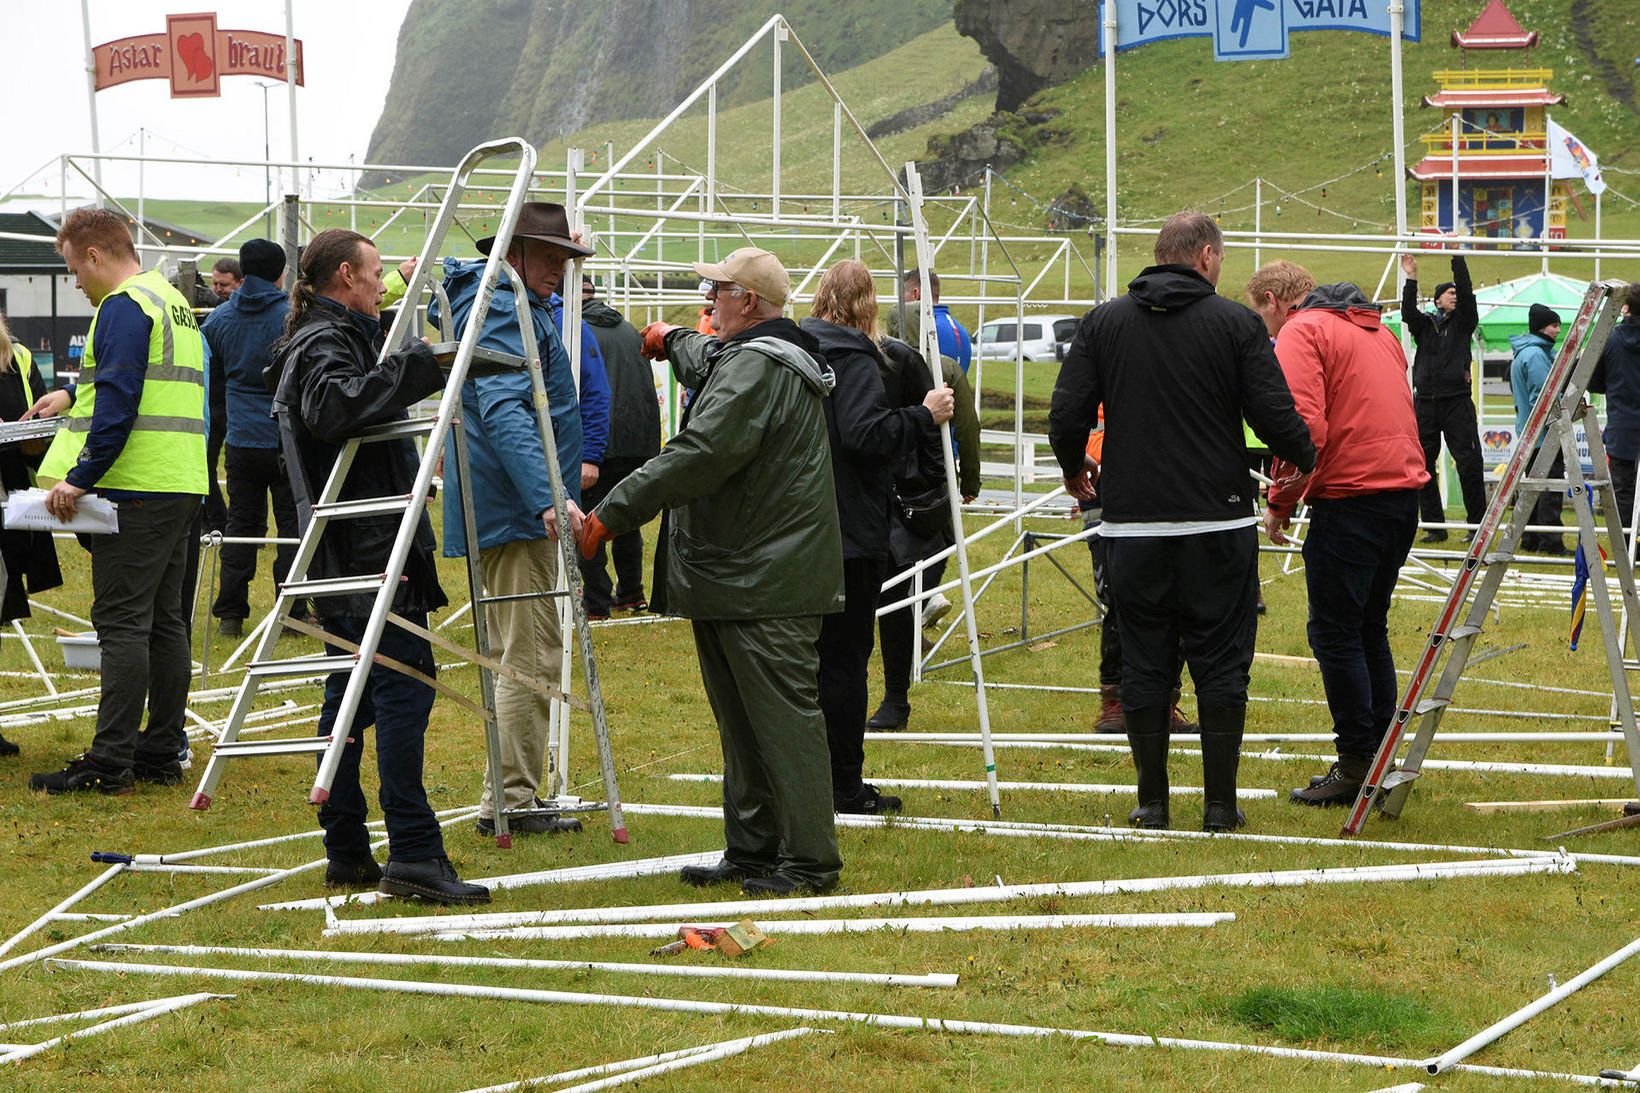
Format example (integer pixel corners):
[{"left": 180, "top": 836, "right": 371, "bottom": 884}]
[
  {"left": 364, "top": 0, "right": 952, "bottom": 182},
  {"left": 953, "top": 0, "right": 1096, "bottom": 113}
]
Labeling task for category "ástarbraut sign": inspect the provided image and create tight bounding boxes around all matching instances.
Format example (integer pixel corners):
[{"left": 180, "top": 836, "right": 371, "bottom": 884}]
[{"left": 94, "top": 12, "right": 304, "bottom": 99}]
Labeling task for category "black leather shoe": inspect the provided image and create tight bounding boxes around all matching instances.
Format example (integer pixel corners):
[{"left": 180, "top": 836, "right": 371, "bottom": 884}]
[
  {"left": 325, "top": 857, "right": 383, "bottom": 889},
  {"left": 217, "top": 617, "right": 244, "bottom": 638},
  {"left": 679, "top": 859, "right": 761, "bottom": 887},
  {"left": 131, "top": 757, "right": 184, "bottom": 785},
  {"left": 379, "top": 857, "right": 490, "bottom": 905},
  {"left": 30, "top": 754, "right": 134, "bottom": 796},
  {"left": 835, "top": 784, "right": 902, "bottom": 815},
  {"left": 865, "top": 699, "right": 910, "bottom": 731},
  {"left": 1202, "top": 801, "right": 1247, "bottom": 832},
  {"left": 0, "top": 732, "right": 18, "bottom": 757},
  {"left": 476, "top": 807, "right": 584, "bottom": 837},
  {"left": 743, "top": 873, "right": 831, "bottom": 897}
]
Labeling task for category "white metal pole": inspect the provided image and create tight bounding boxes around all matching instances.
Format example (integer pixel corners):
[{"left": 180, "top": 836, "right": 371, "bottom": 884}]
[
  {"left": 0, "top": 993, "right": 223, "bottom": 1066},
  {"left": 137, "top": 128, "right": 145, "bottom": 256},
  {"left": 1102, "top": 2, "right": 1119, "bottom": 297},
  {"left": 1543, "top": 159, "right": 1554, "bottom": 275},
  {"left": 79, "top": 0, "right": 103, "bottom": 203},
  {"left": 667, "top": 772, "right": 1278, "bottom": 798},
  {"left": 1595, "top": 190, "right": 1603, "bottom": 281},
  {"left": 905, "top": 161, "right": 1002, "bottom": 818},
  {"left": 772, "top": 23, "right": 783, "bottom": 223},
  {"left": 1451, "top": 112, "right": 1461, "bottom": 235},
  {"left": 832, "top": 101, "right": 842, "bottom": 222},
  {"left": 441, "top": 912, "right": 1235, "bottom": 942},
  {"left": 285, "top": 0, "right": 299, "bottom": 198},
  {"left": 0, "top": 864, "right": 124, "bottom": 959},
  {"left": 461, "top": 1029, "right": 825, "bottom": 1093},
  {"left": 1253, "top": 177, "right": 1262, "bottom": 269},
  {"left": 973, "top": 170, "right": 992, "bottom": 411}
]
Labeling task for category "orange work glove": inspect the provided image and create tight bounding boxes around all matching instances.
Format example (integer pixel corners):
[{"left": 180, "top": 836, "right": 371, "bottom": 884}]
[
  {"left": 640, "top": 321, "right": 682, "bottom": 361},
  {"left": 578, "top": 511, "right": 612, "bottom": 560}
]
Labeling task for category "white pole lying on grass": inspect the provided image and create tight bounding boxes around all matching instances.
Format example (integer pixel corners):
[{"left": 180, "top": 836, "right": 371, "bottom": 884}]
[
  {"left": 89, "top": 943, "right": 961, "bottom": 989},
  {"left": 1426, "top": 933, "right": 1640, "bottom": 1074},
  {"left": 0, "top": 992, "right": 226, "bottom": 1065},
  {"left": 437, "top": 912, "right": 1236, "bottom": 942},
  {"left": 322, "top": 856, "right": 1574, "bottom": 936},
  {"left": 48, "top": 960, "right": 1619, "bottom": 1087},
  {"left": 260, "top": 849, "right": 719, "bottom": 911},
  {"left": 618, "top": 802, "right": 1640, "bottom": 869},
  {"left": 460, "top": 1027, "right": 827, "bottom": 1093},
  {"left": 0, "top": 864, "right": 125, "bottom": 959},
  {"left": 664, "top": 773, "right": 1278, "bottom": 798},
  {"left": 905, "top": 160, "right": 1001, "bottom": 819},
  {"left": 868, "top": 731, "right": 1632, "bottom": 745}
]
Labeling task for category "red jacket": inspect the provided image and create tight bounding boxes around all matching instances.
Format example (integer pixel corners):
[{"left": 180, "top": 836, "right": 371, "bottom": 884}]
[{"left": 1267, "top": 285, "right": 1429, "bottom": 518}]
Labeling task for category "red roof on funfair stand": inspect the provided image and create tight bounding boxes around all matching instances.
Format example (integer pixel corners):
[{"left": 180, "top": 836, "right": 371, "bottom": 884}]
[{"left": 1451, "top": 0, "right": 1537, "bottom": 50}]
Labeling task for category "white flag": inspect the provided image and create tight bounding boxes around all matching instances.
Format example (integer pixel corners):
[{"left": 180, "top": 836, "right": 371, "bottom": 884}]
[{"left": 1547, "top": 117, "right": 1606, "bottom": 196}]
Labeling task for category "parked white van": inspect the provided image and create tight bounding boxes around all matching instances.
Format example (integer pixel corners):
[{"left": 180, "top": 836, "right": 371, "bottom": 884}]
[{"left": 974, "top": 314, "right": 1081, "bottom": 362}]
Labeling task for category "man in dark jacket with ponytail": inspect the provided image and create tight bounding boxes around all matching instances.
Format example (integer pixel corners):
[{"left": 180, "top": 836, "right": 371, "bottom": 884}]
[{"left": 1049, "top": 210, "right": 1315, "bottom": 833}]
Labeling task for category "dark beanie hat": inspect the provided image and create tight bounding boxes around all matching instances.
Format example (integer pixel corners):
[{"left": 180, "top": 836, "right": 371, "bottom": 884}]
[
  {"left": 239, "top": 238, "right": 286, "bottom": 282},
  {"left": 1529, "top": 303, "right": 1562, "bottom": 334},
  {"left": 1433, "top": 281, "right": 1456, "bottom": 300}
]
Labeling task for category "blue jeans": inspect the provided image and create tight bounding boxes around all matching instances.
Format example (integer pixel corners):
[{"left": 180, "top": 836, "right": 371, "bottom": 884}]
[
  {"left": 1302, "top": 490, "right": 1420, "bottom": 757},
  {"left": 315, "top": 614, "right": 445, "bottom": 863}
]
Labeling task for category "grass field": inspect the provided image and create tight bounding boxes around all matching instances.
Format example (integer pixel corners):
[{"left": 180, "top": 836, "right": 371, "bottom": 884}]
[{"left": 3, "top": 490, "right": 1639, "bottom": 1090}]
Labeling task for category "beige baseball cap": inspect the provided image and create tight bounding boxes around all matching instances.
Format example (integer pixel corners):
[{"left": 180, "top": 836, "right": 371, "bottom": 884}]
[{"left": 692, "top": 247, "right": 790, "bottom": 308}]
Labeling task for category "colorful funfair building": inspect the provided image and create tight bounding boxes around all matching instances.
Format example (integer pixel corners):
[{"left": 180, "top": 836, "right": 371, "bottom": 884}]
[{"left": 1409, "top": 0, "right": 1571, "bottom": 245}]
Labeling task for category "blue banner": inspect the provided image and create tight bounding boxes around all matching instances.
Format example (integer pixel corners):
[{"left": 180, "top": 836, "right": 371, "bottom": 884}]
[{"left": 1099, "top": 0, "right": 1419, "bottom": 61}]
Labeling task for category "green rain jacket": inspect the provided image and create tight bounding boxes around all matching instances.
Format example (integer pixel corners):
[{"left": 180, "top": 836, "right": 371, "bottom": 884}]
[{"left": 592, "top": 319, "right": 845, "bottom": 621}]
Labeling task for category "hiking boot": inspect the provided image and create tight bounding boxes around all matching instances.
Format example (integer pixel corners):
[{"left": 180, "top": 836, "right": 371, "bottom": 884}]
[
  {"left": 679, "top": 859, "right": 760, "bottom": 887},
  {"left": 835, "top": 783, "right": 902, "bottom": 815},
  {"left": 30, "top": 754, "right": 135, "bottom": 796},
  {"left": 476, "top": 812, "right": 583, "bottom": 837},
  {"left": 132, "top": 756, "right": 184, "bottom": 785},
  {"left": 866, "top": 697, "right": 910, "bottom": 731},
  {"left": 378, "top": 857, "right": 490, "bottom": 905},
  {"left": 1095, "top": 684, "right": 1124, "bottom": 734},
  {"left": 1198, "top": 702, "right": 1246, "bottom": 832},
  {"left": 0, "top": 732, "right": 18, "bottom": 758},
  {"left": 324, "top": 856, "right": 383, "bottom": 889},
  {"left": 743, "top": 873, "right": 831, "bottom": 897},
  {"left": 1168, "top": 687, "right": 1197, "bottom": 732},
  {"left": 1125, "top": 705, "right": 1171, "bottom": 829},
  {"left": 1290, "top": 755, "right": 1373, "bottom": 807},
  {"left": 217, "top": 617, "right": 244, "bottom": 639}
]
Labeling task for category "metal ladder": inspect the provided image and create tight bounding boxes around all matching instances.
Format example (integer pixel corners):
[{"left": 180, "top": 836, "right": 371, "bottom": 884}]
[
  {"left": 1341, "top": 279, "right": 1640, "bottom": 835},
  {"left": 188, "top": 138, "right": 628, "bottom": 846}
]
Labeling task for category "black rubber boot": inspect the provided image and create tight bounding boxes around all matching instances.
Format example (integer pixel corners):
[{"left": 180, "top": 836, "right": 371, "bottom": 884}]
[
  {"left": 866, "top": 697, "right": 910, "bottom": 731},
  {"left": 0, "top": 732, "right": 19, "bottom": 757},
  {"left": 1124, "top": 705, "right": 1171, "bottom": 829},
  {"left": 1290, "top": 754, "right": 1372, "bottom": 807},
  {"left": 680, "top": 858, "right": 762, "bottom": 887},
  {"left": 325, "top": 856, "right": 383, "bottom": 889},
  {"left": 1198, "top": 702, "right": 1247, "bottom": 832}
]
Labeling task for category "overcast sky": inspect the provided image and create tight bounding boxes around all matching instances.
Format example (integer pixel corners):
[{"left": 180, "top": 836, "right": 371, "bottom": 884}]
[{"left": 2, "top": 0, "right": 413, "bottom": 207}]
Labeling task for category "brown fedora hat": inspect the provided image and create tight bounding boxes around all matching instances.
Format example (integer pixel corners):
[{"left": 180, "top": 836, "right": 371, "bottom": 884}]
[{"left": 475, "top": 201, "right": 594, "bottom": 257}]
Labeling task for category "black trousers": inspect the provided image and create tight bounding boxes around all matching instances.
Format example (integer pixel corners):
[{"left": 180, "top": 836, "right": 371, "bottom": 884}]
[
  {"left": 1609, "top": 456, "right": 1637, "bottom": 534},
  {"left": 1520, "top": 449, "right": 1567, "bottom": 552},
  {"left": 204, "top": 421, "right": 227, "bottom": 533},
  {"left": 818, "top": 556, "right": 887, "bottom": 796},
  {"left": 1083, "top": 514, "right": 1123, "bottom": 687},
  {"left": 878, "top": 556, "right": 946, "bottom": 702},
  {"left": 1104, "top": 527, "right": 1258, "bottom": 709},
  {"left": 213, "top": 445, "right": 301, "bottom": 621},
  {"left": 1302, "top": 491, "right": 1419, "bottom": 758},
  {"left": 579, "top": 458, "right": 648, "bottom": 615},
  {"left": 1416, "top": 395, "right": 1488, "bottom": 526}
]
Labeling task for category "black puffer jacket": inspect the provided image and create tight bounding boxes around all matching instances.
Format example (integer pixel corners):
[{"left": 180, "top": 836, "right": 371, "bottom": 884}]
[
  {"left": 584, "top": 299, "right": 661, "bottom": 463},
  {"left": 269, "top": 297, "right": 448, "bottom": 619},
  {"left": 1048, "top": 264, "right": 1315, "bottom": 524},
  {"left": 1402, "top": 255, "right": 1478, "bottom": 400},
  {"left": 800, "top": 317, "right": 936, "bottom": 561}
]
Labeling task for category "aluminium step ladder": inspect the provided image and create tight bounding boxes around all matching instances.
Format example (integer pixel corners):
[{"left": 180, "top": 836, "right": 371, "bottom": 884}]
[
  {"left": 1341, "top": 279, "right": 1640, "bottom": 835},
  {"left": 188, "top": 138, "right": 627, "bottom": 846}
]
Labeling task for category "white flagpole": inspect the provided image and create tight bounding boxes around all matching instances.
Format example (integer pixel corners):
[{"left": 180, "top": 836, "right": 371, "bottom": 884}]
[
  {"left": 1103, "top": 2, "right": 1118, "bottom": 299},
  {"left": 79, "top": 0, "right": 103, "bottom": 203}
]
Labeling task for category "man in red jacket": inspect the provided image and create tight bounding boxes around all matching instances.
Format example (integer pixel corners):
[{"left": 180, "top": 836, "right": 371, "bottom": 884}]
[{"left": 1263, "top": 272, "right": 1430, "bottom": 805}]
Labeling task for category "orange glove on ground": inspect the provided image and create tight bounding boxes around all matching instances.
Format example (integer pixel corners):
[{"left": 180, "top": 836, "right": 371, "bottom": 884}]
[
  {"left": 640, "top": 322, "right": 682, "bottom": 361},
  {"left": 578, "top": 511, "right": 612, "bottom": 560}
]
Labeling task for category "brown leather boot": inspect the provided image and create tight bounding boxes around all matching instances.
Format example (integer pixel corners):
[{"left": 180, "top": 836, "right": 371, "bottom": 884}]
[
  {"left": 1096, "top": 684, "right": 1124, "bottom": 734},
  {"left": 1168, "top": 687, "right": 1197, "bottom": 732}
]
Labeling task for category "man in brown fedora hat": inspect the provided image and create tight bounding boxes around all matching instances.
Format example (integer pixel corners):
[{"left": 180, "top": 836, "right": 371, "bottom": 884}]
[
  {"left": 577, "top": 246, "right": 846, "bottom": 896},
  {"left": 420, "top": 202, "right": 601, "bottom": 838}
]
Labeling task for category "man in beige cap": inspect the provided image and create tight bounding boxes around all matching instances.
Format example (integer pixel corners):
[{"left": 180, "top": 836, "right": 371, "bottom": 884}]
[{"left": 576, "top": 247, "right": 845, "bottom": 896}]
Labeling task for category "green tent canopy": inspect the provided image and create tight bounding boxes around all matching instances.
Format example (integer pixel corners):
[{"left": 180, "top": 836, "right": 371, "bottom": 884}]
[{"left": 1383, "top": 271, "right": 1591, "bottom": 355}]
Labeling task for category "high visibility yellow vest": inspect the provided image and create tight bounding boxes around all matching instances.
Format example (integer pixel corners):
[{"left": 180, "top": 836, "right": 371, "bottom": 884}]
[{"left": 38, "top": 269, "right": 208, "bottom": 494}]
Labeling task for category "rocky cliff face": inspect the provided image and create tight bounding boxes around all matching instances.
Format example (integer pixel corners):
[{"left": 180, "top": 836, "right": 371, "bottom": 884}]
[
  {"left": 953, "top": 0, "right": 1097, "bottom": 113},
  {"left": 363, "top": 0, "right": 953, "bottom": 183}
]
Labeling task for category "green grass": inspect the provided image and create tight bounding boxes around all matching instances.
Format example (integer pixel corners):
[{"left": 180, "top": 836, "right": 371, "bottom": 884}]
[
  {"left": 1226, "top": 985, "right": 1455, "bottom": 1049},
  {"left": 4, "top": 488, "right": 1640, "bottom": 1088}
]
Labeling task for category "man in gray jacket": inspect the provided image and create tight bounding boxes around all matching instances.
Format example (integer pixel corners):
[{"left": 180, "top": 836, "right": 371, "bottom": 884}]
[{"left": 577, "top": 247, "right": 844, "bottom": 896}]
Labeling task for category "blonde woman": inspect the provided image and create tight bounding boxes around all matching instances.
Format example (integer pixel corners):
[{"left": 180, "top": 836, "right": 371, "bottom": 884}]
[
  {"left": 799, "top": 259, "right": 953, "bottom": 815},
  {"left": 0, "top": 311, "right": 64, "bottom": 756}
]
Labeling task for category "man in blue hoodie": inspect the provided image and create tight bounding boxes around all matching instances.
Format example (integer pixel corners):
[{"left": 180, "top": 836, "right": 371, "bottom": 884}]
[
  {"left": 205, "top": 239, "right": 310, "bottom": 636},
  {"left": 1509, "top": 303, "right": 1565, "bottom": 554},
  {"left": 428, "top": 203, "right": 591, "bottom": 838}
]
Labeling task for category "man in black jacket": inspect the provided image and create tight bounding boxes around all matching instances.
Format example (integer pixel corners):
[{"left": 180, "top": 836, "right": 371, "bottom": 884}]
[
  {"left": 1401, "top": 253, "right": 1485, "bottom": 542},
  {"left": 270, "top": 228, "right": 488, "bottom": 905},
  {"left": 578, "top": 277, "right": 662, "bottom": 616},
  {"left": 1048, "top": 211, "right": 1316, "bottom": 833},
  {"left": 1590, "top": 283, "right": 1640, "bottom": 526}
]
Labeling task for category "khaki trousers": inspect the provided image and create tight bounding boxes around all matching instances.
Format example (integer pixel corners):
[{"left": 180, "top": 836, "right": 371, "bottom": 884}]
[{"left": 476, "top": 537, "right": 563, "bottom": 817}]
